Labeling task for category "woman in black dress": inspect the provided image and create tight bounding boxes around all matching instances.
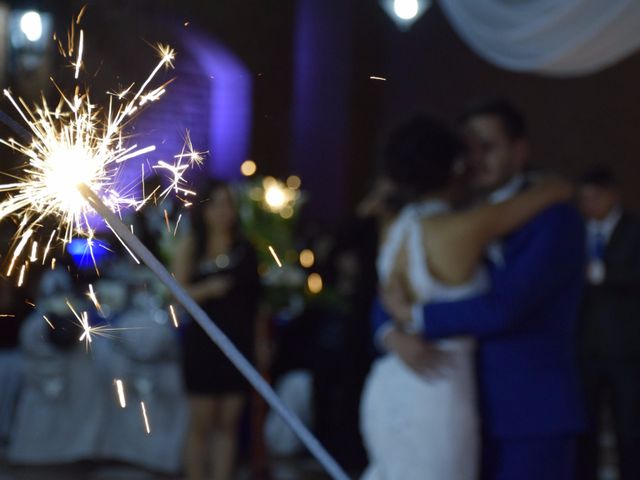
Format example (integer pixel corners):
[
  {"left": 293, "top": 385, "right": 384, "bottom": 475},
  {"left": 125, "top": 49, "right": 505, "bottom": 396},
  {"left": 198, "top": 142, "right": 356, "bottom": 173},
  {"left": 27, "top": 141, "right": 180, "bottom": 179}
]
[{"left": 173, "top": 180, "right": 260, "bottom": 480}]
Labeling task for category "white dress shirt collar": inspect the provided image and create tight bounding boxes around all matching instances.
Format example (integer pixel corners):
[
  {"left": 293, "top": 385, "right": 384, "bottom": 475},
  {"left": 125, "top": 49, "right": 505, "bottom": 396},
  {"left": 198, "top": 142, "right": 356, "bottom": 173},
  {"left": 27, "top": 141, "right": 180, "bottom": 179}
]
[
  {"left": 587, "top": 206, "right": 622, "bottom": 245},
  {"left": 487, "top": 174, "right": 526, "bottom": 204}
]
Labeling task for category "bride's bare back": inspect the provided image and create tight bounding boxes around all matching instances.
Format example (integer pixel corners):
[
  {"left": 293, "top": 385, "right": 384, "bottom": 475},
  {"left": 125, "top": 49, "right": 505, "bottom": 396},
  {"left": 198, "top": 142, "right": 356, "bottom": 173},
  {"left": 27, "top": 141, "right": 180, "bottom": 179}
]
[{"left": 393, "top": 177, "right": 573, "bottom": 295}]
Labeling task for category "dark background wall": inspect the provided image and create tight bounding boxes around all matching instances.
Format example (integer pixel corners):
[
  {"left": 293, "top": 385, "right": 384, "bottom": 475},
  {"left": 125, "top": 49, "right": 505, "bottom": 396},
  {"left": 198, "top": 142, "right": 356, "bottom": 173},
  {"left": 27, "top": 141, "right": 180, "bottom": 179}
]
[{"left": 347, "top": 3, "right": 640, "bottom": 211}]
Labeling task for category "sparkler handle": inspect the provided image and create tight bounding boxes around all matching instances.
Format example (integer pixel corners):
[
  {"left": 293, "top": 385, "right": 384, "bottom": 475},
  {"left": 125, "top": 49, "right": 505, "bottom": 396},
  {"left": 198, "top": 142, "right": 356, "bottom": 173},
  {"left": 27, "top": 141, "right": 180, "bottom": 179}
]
[{"left": 79, "top": 185, "right": 350, "bottom": 480}]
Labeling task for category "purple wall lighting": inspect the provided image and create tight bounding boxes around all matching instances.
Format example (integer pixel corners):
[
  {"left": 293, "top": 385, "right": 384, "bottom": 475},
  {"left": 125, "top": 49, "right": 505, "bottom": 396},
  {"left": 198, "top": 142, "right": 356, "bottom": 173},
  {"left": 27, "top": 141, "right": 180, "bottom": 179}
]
[
  {"left": 290, "top": 0, "right": 354, "bottom": 221},
  {"left": 131, "top": 29, "right": 253, "bottom": 187},
  {"left": 183, "top": 31, "right": 253, "bottom": 181}
]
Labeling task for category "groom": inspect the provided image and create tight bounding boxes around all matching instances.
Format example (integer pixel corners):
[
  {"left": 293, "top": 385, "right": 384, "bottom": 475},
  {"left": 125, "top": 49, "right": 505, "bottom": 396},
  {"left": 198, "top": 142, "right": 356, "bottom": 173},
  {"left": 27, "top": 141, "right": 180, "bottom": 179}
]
[{"left": 377, "top": 99, "right": 586, "bottom": 480}]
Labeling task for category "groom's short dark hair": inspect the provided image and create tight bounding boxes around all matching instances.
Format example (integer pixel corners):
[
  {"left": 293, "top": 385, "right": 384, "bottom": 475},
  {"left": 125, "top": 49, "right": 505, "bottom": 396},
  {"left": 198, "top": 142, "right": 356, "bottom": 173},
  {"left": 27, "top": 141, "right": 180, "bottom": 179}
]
[
  {"left": 383, "top": 114, "right": 459, "bottom": 196},
  {"left": 458, "top": 98, "right": 527, "bottom": 141}
]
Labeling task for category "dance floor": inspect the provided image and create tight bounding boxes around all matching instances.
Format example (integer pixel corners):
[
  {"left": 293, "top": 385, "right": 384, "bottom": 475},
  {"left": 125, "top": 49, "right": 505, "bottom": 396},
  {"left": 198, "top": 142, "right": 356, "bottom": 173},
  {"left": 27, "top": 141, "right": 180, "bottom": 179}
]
[{"left": 0, "top": 457, "right": 331, "bottom": 480}]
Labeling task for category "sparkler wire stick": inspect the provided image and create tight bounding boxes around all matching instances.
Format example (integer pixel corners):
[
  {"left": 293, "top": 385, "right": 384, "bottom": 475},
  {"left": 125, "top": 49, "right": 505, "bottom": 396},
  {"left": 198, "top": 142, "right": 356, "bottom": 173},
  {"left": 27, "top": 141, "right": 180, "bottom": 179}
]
[{"left": 78, "top": 184, "right": 349, "bottom": 480}]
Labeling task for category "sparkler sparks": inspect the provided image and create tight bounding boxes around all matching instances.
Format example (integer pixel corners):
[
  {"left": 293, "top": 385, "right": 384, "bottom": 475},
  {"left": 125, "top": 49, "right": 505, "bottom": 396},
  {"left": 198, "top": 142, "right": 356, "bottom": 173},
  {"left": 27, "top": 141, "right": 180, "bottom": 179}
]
[
  {"left": 163, "top": 209, "right": 171, "bottom": 233},
  {"left": 74, "top": 29, "right": 84, "bottom": 79},
  {"left": 169, "top": 304, "right": 178, "bottom": 328},
  {"left": 0, "top": 20, "right": 193, "bottom": 279},
  {"left": 17, "top": 262, "right": 27, "bottom": 287},
  {"left": 78, "top": 310, "right": 93, "bottom": 345},
  {"left": 42, "top": 315, "right": 55, "bottom": 329},
  {"left": 86, "top": 284, "right": 103, "bottom": 315},
  {"left": 114, "top": 379, "right": 126, "bottom": 408},
  {"left": 141, "top": 401, "right": 151, "bottom": 434},
  {"left": 173, "top": 213, "right": 182, "bottom": 236},
  {"left": 65, "top": 299, "right": 128, "bottom": 350},
  {"left": 29, "top": 241, "right": 38, "bottom": 262},
  {"left": 76, "top": 5, "right": 87, "bottom": 25},
  {"left": 268, "top": 245, "right": 283, "bottom": 268}
]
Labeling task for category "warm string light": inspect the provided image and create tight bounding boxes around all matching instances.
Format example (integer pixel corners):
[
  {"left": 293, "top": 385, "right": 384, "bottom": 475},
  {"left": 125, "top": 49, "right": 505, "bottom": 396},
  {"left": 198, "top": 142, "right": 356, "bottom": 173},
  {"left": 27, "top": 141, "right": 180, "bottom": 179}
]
[
  {"left": 307, "top": 273, "right": 323, "bottom": 294},
  {"left": 299, "top": 249, "right": 314, "bottom": 268},
  {"left": 240, "top": 159, "right": 257, "bottom": 176},
  {"left": 261, "top": 176, "right": 299, "bottom": 218}
]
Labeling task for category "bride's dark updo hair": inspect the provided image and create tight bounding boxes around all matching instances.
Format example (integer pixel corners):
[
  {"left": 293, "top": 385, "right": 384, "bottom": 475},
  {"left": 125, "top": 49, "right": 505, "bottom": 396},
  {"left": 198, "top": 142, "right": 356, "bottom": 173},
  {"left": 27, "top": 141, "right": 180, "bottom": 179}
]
[{"left": 383, "top": 114, "right": 460, "bottom": 197}]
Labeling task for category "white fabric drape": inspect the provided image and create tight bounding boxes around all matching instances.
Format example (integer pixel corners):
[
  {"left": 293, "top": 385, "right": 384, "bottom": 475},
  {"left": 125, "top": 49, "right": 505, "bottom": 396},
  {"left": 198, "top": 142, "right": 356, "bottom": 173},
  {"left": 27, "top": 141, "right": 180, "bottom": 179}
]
[{"left": 439, "top": 0, "right": 640, "bottom": 76}]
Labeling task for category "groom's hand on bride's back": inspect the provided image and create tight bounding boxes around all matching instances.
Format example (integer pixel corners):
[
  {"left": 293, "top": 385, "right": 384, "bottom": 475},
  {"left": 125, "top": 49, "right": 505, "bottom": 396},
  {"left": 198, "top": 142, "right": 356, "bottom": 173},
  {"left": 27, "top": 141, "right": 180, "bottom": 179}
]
[
  {"left": 378, "top": 279, "right": 452, "bottom": 376},
  {"left": 384, "top": 329, "right": 453, "bottom": 378}
]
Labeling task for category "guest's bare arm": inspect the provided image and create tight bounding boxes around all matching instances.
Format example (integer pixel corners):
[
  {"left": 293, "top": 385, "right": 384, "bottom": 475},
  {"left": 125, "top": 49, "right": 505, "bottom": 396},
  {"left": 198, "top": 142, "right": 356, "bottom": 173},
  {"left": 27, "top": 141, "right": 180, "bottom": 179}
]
[
  {"left": 171, "top": 234, "right": 195, "bottom": 285},
  {"left": 171, "top": 235, "right": 232, "bottom": 302}
]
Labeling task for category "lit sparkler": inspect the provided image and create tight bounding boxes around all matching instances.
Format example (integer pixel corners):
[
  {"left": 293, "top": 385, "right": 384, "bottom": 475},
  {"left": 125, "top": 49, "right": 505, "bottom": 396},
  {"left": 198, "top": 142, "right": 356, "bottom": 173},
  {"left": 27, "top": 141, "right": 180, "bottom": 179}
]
[
  {"left": 0, "top": 22, "right": 189, "bottom": 276},
  {"left": 0, "top": 14, "right": 348, "bottom": 480}
]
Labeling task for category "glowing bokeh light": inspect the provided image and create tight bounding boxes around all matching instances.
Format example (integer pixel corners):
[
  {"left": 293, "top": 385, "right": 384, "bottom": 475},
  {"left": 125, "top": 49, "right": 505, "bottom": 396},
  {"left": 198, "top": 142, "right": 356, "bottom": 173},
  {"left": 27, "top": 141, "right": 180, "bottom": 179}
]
[
  {"left": 20, "top": 11, "right": 42, "bottom": 42},
  {"left": 307, "top": 272, "right": 323, "bottom": 294},
  {"left": 240, "top": 159, "right": 257, "bottom": 176},
  {"left": 265, "top": 185, "right": 287, "bottom": 210},
  {"left": 393, "top": 0, "right": 419, "bottom": 20},
  {"left": 299, "top": 249, "right": 314, "bottom": 268},
  {"left": 286, "top": 175, "right": 301, "bottom": 190}
]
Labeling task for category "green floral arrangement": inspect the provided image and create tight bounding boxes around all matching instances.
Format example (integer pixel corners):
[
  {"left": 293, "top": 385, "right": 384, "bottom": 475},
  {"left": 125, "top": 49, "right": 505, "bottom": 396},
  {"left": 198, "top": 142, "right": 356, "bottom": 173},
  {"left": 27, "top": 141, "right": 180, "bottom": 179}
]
[{"left": 234, "top": 166, "right": 338, "bottom": 317}]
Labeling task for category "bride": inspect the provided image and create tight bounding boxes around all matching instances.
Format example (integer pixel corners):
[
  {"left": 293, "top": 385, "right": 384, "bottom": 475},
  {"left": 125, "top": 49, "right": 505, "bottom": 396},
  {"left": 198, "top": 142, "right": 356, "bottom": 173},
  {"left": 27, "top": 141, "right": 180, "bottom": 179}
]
[{"left": 360, "top": 115, "right": 571, "bottom": 479}]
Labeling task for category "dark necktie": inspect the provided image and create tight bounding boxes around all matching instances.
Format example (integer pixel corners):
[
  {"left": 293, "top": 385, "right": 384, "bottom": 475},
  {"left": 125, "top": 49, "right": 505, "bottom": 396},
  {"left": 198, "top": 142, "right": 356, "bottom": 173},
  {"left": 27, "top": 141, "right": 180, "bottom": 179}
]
[{"left": 591, "top": 230, "right": 606, "bottom": 261}]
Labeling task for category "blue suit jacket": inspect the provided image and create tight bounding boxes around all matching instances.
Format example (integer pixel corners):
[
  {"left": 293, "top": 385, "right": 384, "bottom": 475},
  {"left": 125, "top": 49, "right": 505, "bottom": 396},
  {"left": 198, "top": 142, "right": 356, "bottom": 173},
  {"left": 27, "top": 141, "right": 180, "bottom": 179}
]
[{"left": 373, "top": 203, "right": 586, "bottom": 439}]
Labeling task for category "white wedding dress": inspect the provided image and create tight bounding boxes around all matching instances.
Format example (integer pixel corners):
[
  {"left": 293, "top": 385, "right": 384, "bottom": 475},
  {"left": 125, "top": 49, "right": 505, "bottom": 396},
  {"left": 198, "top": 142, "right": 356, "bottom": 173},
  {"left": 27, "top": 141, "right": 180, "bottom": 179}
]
[{"left": 360, "top": 200, "right": 488, "bottom": 480}]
